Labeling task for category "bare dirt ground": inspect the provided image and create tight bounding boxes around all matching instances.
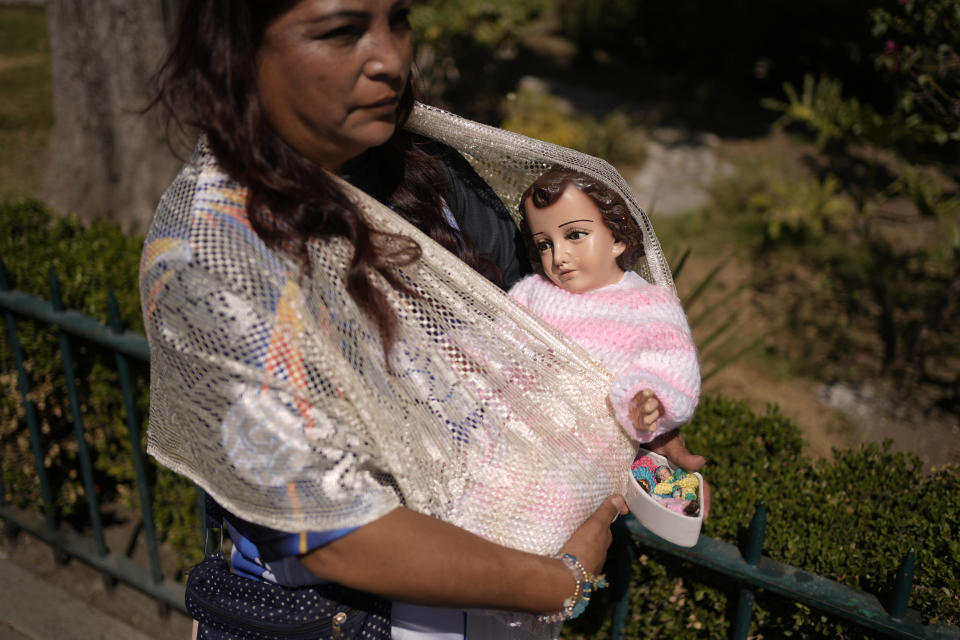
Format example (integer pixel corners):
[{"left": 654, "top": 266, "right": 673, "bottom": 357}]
[{"left": 706, "top": 356, "right": 960, "bottom": 468}]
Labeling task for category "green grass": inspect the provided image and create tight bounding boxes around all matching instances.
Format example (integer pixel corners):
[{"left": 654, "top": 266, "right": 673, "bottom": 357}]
[
  {"left": 0, "top": 6, "right": 52, "bottom": 201},
  {"left": 0, "top": 6, "right": 47, "bottom": 56},
  {"left": 0, "top": 61, "right": 52, "bottom": 130}
]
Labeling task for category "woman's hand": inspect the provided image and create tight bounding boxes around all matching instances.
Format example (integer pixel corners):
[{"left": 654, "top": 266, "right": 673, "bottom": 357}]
[
  {"left": 559, "top": 495, "right": 628, "bottom": 576},
  {"left": 647, "top": 430, "right": 712, "bottom": 518}
]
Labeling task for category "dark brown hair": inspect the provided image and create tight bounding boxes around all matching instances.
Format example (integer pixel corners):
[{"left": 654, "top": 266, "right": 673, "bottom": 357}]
[
  {"left": 519, "top": 165, "right": 644, "bottom": 271},
  {"left": 152, "top": 0, "right": 484, "bottom": 353}
]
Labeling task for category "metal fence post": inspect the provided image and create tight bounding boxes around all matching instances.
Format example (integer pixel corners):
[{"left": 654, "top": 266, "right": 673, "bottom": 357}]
[
  {"left": 888, "top": 549, "right": 916, "bottom": 619},
  {"left": 732, "top": 501, "right": 767, "bottom": 640},
  {"left": 49, "top": 268, "right": 108, "bottom": 558},
  {"left": 107, "top": 290, "right": 164, "bottom": 597},
  {"left": 609, "top": 516, "right": 636, "bottom": 640}
]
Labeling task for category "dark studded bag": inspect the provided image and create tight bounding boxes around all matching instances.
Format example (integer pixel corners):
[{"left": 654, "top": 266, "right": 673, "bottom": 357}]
[{"left": 186, "top": 496, "right": 391, "bottom": 640}]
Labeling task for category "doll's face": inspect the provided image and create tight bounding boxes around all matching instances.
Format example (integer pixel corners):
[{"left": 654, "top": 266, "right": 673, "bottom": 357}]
[{"left": 523, "top": 185, "right": 626, "bottom": 293}]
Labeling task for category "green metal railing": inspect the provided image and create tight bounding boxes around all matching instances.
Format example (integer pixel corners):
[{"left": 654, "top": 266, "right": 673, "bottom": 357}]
[
  {"left": 0, "top": 259, "right": 186, "bottom": 614},
  {"left": 610, "top": 508, "right": 959, "bottom": 640},
  {"left": 0, "top": 258, "right": 957, "bottom": 639}
]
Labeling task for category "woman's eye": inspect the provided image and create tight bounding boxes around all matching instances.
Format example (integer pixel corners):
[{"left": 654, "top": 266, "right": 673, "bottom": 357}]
[{"left": 315, "top": 25, "right": 363, "bottom": 41}]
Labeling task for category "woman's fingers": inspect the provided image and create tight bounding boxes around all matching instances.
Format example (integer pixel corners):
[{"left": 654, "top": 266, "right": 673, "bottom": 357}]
[
  {"left": 700, "top": 478, "right": 712, "bottom": 519},
  {"left": 649, "top": 430, "right": 706, "bottom": 472},
  {"left": 583, "top": 495, "right": 627, "bottom": 531},
  {"left": 606, "top": 494, "right": 628, "bottom": 520},
  {"left": 561, "top": 495, "right": 628, "bottom": 575}
]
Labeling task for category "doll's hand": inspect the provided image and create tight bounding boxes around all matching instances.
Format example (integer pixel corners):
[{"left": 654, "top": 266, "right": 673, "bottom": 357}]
[
  {"left": 629, "top": 390, "right": 662, "bottom": 433},
  {"left": 648, "top": 430, "right": 711, "bottom": 519}
]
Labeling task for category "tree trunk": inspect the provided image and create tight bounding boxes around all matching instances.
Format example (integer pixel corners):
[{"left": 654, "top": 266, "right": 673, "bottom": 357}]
[{"left": 42, "top": 0, "right": 184, "bottom": 235}]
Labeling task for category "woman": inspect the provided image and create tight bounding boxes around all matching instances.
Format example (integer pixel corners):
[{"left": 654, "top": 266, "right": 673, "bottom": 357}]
[{"left": 144, "top": 0, "right": 709, "bottom": 637}]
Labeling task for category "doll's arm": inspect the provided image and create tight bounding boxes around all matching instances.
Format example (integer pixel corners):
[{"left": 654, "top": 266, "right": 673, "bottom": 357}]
[{"left": 608, "top": 290, "right": 701, "bottom": 442}]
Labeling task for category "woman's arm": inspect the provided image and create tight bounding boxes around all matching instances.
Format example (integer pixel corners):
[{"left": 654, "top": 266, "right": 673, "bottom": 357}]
[{"left": 299, "top": 496, "right": 628, "bottom": 614}]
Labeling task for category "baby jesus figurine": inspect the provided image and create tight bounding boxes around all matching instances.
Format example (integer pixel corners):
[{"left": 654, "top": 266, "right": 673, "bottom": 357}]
[{"left": 508, "top": 166, "right": 701, "bottom": 443}]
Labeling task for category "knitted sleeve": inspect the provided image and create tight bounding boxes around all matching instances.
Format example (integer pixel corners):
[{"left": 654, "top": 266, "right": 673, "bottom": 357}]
[{"left": 604, "top": 285, "right": 700, "bottom": 442}]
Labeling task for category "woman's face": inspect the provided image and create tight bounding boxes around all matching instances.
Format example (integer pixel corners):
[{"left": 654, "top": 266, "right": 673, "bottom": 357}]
[{"left": 256, "top": 0, "right": 413, "bottom": 172}]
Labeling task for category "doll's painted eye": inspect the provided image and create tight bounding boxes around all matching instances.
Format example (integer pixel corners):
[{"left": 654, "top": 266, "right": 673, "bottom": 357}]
[
  {"left": 566, "top": 230, "right": 589, "bottom": 240},
  {"left": 535, "top": 240, "right": 552, "bottom": 252}
]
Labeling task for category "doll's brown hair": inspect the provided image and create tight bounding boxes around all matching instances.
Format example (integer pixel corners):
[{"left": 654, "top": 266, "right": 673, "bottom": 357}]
[{"left": 519, "top": 166, "right": 644, "bottom": 270}]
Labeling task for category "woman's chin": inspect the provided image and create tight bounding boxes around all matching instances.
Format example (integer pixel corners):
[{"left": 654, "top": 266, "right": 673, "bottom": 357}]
[
  {"left": 329, "top": 121, "right": 399, "bottom": 170},
  {"left": 358, "top": 112, "right": 401, "bottom": 144}
]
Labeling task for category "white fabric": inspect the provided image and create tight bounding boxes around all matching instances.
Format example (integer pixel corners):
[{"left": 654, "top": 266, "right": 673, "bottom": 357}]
[
  {"left": 392, "top": 603, "right": 465, "bottom": 639},
  {"left": 391, "top": 603, "right": 550, "bottom": 640}
]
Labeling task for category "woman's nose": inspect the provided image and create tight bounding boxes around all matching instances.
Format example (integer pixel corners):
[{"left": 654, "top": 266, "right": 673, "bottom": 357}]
[{"left": 364, "top": 30, "right": 410, "bottom": 82}]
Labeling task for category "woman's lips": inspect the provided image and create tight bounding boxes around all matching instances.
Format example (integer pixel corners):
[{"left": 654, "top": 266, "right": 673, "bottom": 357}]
[{"left": 358, "top": 95, "right": 399, "bottom": 110}]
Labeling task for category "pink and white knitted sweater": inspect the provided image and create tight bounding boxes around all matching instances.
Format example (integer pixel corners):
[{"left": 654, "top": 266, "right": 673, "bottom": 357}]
[{"left": 508, "top": 271, "right": 700, "bottom": 442}]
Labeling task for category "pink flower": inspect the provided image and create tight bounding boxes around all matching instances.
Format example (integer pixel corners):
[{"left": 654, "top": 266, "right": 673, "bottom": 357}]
[{"left": 880, "top": 40, "right": 901, "bottom": 73}]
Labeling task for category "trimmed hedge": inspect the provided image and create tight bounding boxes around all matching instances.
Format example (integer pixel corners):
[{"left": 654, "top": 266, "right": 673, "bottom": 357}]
[
  {"left": 566, "top": 394, "right": 959, "bottom": 639},
  {"left": 0, "top": 197, "right": 202, "bottom": 570}
]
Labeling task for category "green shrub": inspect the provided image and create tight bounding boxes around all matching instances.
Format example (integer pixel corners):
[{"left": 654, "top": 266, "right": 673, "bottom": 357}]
[
  {"left": 760, "top": 68, "right": 960, "bottom": 406},
  {"left": 763, "top": 73, "right": 947, "bottom": 156},
  {"left": 0, "top": 197, "right": 202, "bottom": 570},
  {"left": 411, "top": 0, "right": 550, "bottom": 50},
  {"left": 565, "top": 394, "right": 960, "bottom": 639},
  {"left": 501, "top": 84, "right": 648, "bottom": 167},
  {"left": 409, "top": 0, "right": 551, "bottom": 117},
  {"left": 870, "top": 0, "right": 960, "bottom": 146}
]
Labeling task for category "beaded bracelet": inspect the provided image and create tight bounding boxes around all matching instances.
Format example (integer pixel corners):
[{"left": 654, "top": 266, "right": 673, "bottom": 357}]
[{"left": 537, "top": 553, "right": 610, "bottom": 623}]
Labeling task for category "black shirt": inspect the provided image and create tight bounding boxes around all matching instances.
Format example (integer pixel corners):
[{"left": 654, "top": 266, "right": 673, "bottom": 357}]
[{"left": 345, "top": 136, "right": 531, "bottom": 291}]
